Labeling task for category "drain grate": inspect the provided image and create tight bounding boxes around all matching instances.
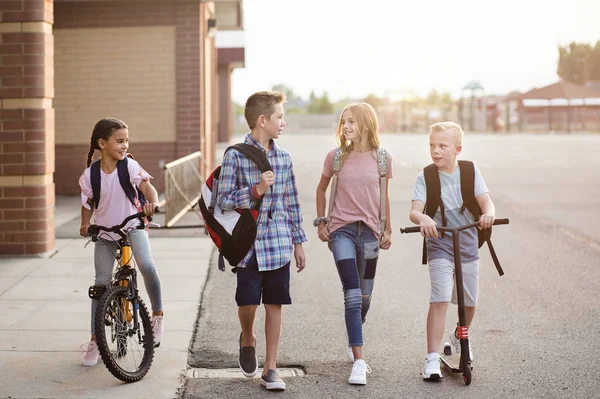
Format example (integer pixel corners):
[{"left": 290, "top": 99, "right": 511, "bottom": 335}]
[{"left": 186, "top": 367, "right": 305, "bottom": 379}]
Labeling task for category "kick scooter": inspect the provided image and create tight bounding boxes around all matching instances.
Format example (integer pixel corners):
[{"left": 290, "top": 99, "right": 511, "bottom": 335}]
[{"left": 400, "top": 218, "right": 509, "bottom": 385}]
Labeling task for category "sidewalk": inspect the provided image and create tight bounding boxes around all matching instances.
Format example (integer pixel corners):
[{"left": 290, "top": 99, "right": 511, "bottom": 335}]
[{"left": 0, "top": 196, "right": 212, "bottom": 399}]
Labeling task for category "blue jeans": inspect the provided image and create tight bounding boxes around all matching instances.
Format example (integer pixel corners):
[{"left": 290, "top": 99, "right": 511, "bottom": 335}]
[
  {"left": 91, "top": 229, "right": 162, "bottom": 334},
  {"left": 330, "top": 222, "right": 379, "bottom": 347}
]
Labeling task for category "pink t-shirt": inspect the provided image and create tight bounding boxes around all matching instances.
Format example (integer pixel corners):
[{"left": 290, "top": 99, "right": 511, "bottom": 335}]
[
  {"left": 323, "top": 148, "right": 393, "bottom": 239},
  {"left": 79, "top": 159, "right": 152, "bottom": 240}
]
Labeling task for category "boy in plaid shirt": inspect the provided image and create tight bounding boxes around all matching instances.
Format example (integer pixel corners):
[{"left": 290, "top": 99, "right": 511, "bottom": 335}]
[{"left": 217, "top": 91, "right": 307, "bottom": 391}]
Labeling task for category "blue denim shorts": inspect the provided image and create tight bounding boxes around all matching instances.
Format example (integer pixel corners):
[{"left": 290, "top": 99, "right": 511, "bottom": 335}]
[{"left": 235, "top": 252, "right": 291, "bottom": 306}]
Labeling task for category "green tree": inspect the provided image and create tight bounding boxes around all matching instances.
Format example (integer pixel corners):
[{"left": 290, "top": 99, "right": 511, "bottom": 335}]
[
  {"left": 362, "top": 93, "right": 385, "bottom": 109},
  {"left": 307, "top": 91, "right": 334, "bottom": 114},
  {"left": 233, "top": 102, "right": 244, "bottom": 116},
  {"left": 589, "top": 41, "right": 600, "bottom": 81},
  {"left": 425, "top": 89, "right": 441, "bottom": 108},
  {"left": 557, "top": 42, "right": 593, "bottom": 84}
]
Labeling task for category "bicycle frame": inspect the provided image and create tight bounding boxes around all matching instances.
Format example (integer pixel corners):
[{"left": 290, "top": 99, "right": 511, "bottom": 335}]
[{"left": 87, "top": 211, "right": 154, "bottom": 345}]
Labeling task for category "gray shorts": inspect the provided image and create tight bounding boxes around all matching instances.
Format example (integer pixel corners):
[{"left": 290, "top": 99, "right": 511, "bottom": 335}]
[{"left": 429, "top": 258, "right": 479, "bottom": 307}]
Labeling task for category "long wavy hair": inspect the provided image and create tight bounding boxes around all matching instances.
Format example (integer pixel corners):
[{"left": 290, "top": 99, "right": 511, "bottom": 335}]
[
  {"left": 85, "top": 118, "right": 128, "bottom": 167},
  {"left": 335, "top": 102, "right": 380, "bottom": 167}
]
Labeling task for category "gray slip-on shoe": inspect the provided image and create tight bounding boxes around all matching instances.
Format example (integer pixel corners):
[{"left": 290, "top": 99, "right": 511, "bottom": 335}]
[
  {"left": 238, "top": 332, "right": 258, "bottom": 377},
  {"left": 260, "top": 369, "right": 286, "bottom": 391}
]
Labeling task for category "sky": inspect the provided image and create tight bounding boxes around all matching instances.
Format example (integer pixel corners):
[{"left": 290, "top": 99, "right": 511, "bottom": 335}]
[{"left": 230, "top": 0, "right": 600, "bottom": 104}]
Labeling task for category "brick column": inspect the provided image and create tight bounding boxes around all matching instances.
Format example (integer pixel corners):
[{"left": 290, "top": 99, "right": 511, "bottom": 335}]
[
  {"left": 175, "top": 0, "right": 202, "bottom": 159},
  {"left": 217, "top": 64, "right": 232, "bottom": 143},
  {"left": 0, "top": 0, "right": 54, "bottom": 255}
]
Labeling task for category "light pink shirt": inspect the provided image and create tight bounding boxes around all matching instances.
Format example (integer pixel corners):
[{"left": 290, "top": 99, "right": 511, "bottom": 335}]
[
  {"left": 79, "top": 159, "right": 152, "bottom": 240},
  {"left": 323, "top": 148, "right": 393, "bottom": 239}
]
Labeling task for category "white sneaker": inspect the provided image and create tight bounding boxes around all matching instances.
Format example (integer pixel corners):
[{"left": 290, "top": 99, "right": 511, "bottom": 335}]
[
  {"left": 151, "top": 315, "right": 164, "bottom": 347},
  {"left": 348, "top": 359, "right": 371, "bottom": 385},
  {"left": 423, "top": 352, "right": 441, "bottom": 380},
  {"left": 450, "top": 328, "right": 473, "bottom": 361},
  {"left": 81, "top": 341, "right": 99, "bottom": 367},
  {"left": 346, "top": 346, "right": 354, "bottom": 362}
]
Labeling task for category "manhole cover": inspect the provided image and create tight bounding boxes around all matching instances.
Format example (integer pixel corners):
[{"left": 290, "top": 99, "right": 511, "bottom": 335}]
[{"left": 186, "top": 367, "right": 305, "bottom": 379}]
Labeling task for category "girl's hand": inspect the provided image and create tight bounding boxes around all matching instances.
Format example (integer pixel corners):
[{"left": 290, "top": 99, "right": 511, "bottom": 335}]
[
  {"left": 80, "top": 222, "right": 90, "bottom": 237},
  {"left": 143, "top": 202, "right": 158, "bottom": 217},
  {"left": 317, "top": 223, "right": 330, "bottom": 242},
  {"left": 380, "top": 230, "right": 392, "bottom": 250}
]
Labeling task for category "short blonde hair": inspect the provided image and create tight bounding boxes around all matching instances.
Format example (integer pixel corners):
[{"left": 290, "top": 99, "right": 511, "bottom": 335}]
[{"left": 430, "top": 121, "right": 464, "bottom": 146}]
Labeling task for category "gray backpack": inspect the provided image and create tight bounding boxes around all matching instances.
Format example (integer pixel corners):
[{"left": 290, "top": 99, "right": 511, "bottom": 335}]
[{"left": 326, "top": 147, "right": 388, "bottom": 235}]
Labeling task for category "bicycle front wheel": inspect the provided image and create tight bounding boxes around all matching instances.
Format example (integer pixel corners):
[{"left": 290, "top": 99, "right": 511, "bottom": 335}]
[{"left": 95, "top": 286, "right": 154, "bottom": 382}]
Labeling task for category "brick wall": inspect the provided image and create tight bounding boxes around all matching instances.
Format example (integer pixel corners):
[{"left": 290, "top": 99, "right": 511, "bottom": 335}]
[
  {"left": 53, "top": 1, "right": 180, "bottom": 194},
  {"left": 0, "top": 0, "right": 54, "bottom": 255},
  {"left": 54, "top": 26, "right": 177, "bottom": 145}
]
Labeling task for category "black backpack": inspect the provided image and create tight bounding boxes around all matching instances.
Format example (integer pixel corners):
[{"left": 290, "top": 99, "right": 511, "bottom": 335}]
[
  {"left": 423, "top": 160, "right": 503, "bottom": 276},
  {"left": 198, "top": 144, "right": 272, "bottom": 273},
  {"left": 90, "top": 154, "right": 147, "bottom": 210}
]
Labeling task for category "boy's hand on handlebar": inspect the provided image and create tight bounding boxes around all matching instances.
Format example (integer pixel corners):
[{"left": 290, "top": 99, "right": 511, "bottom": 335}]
[
  {"left": 420, "top": 217, "right": 438, "bottom": 238},
  {"left": 479, "top": 214, "right": 495, "bottom": 230},
  {"left": 80, "top": 222, "right": 90, "bottom": 237}
]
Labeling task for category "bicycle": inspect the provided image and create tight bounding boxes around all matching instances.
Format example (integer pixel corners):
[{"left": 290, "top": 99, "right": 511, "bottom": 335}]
[
  {"left": 85, "top": 210, "right": 159, "bottom": 383},
  {"left": 400, "top": 218, "right": 509, "bottom": 385}
]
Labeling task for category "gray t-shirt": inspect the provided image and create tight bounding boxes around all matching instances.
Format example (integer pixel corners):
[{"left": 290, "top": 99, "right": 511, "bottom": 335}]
[{"left": 412, "top": 165, "right": 489, "bottom": 263}]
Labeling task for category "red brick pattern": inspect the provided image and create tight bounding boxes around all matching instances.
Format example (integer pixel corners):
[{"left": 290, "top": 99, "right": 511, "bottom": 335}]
[
  {"left": 0, "top": 0, "right": 54, "bottom": 255},
  {"left": 0, "top": 0, "right": 53, "bottom": 24},
  {"left": 0, "top": 183, "right": 55, "bottom": 255},
  {"left": 175, "top": 1, "right": 202, "bottom": 159},
  {"left": 54, "top": 1, "right": 173, "bottom": 29}
]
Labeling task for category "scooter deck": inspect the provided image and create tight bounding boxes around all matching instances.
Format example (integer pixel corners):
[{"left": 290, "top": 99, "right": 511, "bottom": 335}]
[
  {"left": 440, "top": 354, "right": 462, "bottom": 373},
  {"left": 441, "top": 343, "right": 462, "bottom": 373}
]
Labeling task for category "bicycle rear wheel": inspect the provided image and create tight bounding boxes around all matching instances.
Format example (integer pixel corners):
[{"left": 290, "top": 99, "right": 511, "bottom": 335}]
[{"left": 95, "top": 285, "right": 154, "bottom": 382}]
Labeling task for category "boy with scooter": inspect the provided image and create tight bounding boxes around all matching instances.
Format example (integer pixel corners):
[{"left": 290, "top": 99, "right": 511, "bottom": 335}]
[{"left": 409, "top": 121, "right": 496, "bottom": 380}]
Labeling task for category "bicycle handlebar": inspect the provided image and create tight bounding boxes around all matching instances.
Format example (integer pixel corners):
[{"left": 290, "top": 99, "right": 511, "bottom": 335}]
[
  {"left": 400, "top": 218, "right": 509, "bottom": 234},
  {"left": 87, "top": 207, "right": 160, "bottom": 238}
]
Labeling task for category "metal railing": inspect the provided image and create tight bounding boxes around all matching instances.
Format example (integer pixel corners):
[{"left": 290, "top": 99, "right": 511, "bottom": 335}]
[{"left": 163, "top": 151, "right": 204, "bottom": 228}]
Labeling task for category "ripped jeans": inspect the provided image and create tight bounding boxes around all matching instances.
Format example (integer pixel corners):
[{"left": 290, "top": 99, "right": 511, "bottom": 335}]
[{"left": 330, "top": 221, "right": 379, "bottom": 347}]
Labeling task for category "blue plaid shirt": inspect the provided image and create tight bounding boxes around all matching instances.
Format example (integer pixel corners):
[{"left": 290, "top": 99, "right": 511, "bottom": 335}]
[{"left": 216, "top": 134, "right": 307, "bottom": 271}]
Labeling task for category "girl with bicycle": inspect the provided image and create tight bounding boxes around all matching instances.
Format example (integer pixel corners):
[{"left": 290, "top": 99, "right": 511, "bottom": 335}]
[
  {"left": 315, "top": 103, "right": 393, "bottom": 385},
  {"left": 78, "top": 117, "right": 164, "bottom": 367}
]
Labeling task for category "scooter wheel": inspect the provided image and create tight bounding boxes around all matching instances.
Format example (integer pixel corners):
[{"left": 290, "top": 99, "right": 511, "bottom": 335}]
[
  {"left": 463, "top": 366, "right": 472, "bottom": 385},
  {"left": 443, "top": 343, "right": 452, "bottom": 356}
]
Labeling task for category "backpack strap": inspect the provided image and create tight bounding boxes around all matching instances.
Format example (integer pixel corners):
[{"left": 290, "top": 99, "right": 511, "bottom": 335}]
[
  {"left": 90, "top": 155, "right": 146, "bottom": 211},
  {"left": 228, "top": 143, "right": 273, "bottom": 215},
  {"left": 377, "top": 148, "right": 388, "bottom": 236},
  {"left": 326, "top": 148, "right": 343, "bottom": 223},
  {"left": 90, "top": 159, "right": 101, "bottom": 210},
  {"left": 422, "top": 163, "right": 446, "bottom": 264},
  {"left": 117, "top": 156, "right": 140, "bottom": 207},
  {"left": 458, "top": 160, "right": 503, "bottom": 276},
  {"left": 458, "top": 160, "right": 478, "bottom": 218},
  {"left": 230, "top": 143, "right": 272, "bottom": 173}
]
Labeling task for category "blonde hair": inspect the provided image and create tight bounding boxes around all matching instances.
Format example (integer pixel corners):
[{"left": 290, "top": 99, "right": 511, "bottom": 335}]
[
  {"left": 429, "top": 121, "right": 464, "bottom": 146},
  {"left": 335, "top": 102, "right": 380, "bottom": 166},
  {"left": 244, "top": 91, "right": 286, "bottom": 129}
]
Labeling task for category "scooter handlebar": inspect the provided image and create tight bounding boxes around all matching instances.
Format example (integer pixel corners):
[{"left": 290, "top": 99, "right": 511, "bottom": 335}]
[{"left": 400, "top": 217, "right": 510, "bottom": 234}]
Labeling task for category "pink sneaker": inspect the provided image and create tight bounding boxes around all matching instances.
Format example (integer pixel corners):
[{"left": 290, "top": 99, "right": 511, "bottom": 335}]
[
  {"left": 151, "top": 315, "right": 164, "bottom": 347},
  {"left": 81, "top": 341, "right": 99, "bottom": 367}
]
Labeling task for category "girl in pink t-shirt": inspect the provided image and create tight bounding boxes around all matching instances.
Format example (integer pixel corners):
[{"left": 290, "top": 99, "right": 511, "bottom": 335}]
[
  {"left": 78, "top": 118, "right": 164, "bottom": 367},
  {"left": 315, "top": 103, "right": 393, "bottom": 385}
]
